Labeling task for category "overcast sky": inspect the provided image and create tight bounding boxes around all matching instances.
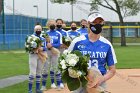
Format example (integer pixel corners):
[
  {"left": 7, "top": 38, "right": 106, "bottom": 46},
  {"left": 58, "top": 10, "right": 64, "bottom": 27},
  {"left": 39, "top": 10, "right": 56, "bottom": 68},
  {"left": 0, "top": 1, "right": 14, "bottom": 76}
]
[{"left": 4, "top": 0, "right": 140, "bottom": 22}]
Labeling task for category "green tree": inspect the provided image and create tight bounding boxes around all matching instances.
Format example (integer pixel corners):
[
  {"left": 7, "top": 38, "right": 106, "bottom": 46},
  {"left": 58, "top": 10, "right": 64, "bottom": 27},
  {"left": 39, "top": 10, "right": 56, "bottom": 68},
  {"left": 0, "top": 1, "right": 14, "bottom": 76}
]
[{"left": 50, "top": 0, "right": 140, "bottom": 46}]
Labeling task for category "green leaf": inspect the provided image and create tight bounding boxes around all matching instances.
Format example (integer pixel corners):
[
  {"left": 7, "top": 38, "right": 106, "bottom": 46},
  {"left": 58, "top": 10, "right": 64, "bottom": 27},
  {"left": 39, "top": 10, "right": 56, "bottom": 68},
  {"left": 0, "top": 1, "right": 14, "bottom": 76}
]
[
  {"left": 80, "top": 76, "right": 88, "bottom": 87},
  {"left": 72, "top": 50, "right": 82, "bottom": 56},
  {"left": 67, "top": 77, "right": 80, "bottom": 91},
  {"left": 62, "top": 70, "right": 69, "bottom": 83}
]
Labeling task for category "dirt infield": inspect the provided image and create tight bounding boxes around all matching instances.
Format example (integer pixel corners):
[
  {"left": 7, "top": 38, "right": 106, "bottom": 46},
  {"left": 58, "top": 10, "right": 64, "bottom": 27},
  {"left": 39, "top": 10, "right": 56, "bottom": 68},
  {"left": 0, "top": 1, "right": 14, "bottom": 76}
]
[{"left": 44, "top": 69, "right": 140, "bottom": 93}]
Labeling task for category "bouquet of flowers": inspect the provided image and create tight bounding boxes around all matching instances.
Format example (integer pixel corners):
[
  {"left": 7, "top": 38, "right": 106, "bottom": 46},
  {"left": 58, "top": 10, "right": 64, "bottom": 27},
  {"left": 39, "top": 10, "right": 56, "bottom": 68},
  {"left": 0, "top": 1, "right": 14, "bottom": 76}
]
[
  {"left": 41, "top": 31, "right": 60, "bottom": 55},
  {"left": 58, "top": 50, "right": 90, "bottom": 91},
  {"left": 25, "top": 35, "right": 42, "bottom": 53},
  {"left": 62, "top": 36, "right": 72, "bottom": 48},
  {"left": 25, "top": 35, "right": 48, "bottom": 63}
]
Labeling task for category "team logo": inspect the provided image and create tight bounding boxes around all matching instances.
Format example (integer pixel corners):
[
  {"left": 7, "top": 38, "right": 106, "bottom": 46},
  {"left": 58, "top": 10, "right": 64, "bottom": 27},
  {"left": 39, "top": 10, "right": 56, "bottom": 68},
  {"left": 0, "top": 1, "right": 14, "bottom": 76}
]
[{"left": 78, "top": 44, "right": 86, "bottom": 50}]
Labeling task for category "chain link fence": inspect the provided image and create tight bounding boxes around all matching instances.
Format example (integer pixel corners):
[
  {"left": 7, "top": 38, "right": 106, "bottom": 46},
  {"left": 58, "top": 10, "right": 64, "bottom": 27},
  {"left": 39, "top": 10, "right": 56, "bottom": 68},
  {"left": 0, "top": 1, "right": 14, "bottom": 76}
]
[{"left": 0, "top": 14, "right": 47, "bottom": 50}]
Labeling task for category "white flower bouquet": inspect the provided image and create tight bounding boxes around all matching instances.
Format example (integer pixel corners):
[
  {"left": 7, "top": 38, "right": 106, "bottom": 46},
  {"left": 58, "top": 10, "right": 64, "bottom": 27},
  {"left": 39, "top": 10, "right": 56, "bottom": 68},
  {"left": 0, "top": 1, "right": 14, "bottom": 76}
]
[
  {"left": 25, "top": 35, "right": 48, "bottom": 63},
  {"left": 25, "top": 35, "right": 42, "bottom": 53},
  {"left": 58, "top": 50, "right": 90, "bottom": 91}
]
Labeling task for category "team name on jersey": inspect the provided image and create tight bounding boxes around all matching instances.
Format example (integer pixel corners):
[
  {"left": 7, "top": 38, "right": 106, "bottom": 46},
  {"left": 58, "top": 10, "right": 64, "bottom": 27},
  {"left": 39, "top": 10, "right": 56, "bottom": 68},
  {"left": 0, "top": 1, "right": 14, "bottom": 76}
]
[
  {"left": 80, "top": 51, "right": 107, "bottom": 58},
  {"left": 50, "top": 36, "right": 59, "bottom": 39}
]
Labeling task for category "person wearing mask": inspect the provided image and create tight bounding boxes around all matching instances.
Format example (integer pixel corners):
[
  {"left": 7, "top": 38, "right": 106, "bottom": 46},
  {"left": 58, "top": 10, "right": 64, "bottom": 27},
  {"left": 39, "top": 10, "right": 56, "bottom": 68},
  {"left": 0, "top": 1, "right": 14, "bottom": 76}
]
[
  {"left": 56, "top": 19, "right": 68, "bottom": 37},
  {"left": 41, "top": 19, "right": 63, "bottom": 90},
  {"left": 28, "top": 24, "right": 47, "bottom": 93},
  {"left": 77, "top": 19, "right": 88, "bottom": 35},
  {"left": 68, "top": 12, "right": 117, "bottom": 93},
  {"left": 56, "top": 18, "right": 69, "bottom": 50},
  {"left": 68, "top": 22, "right": 80, "bottom": 40}
]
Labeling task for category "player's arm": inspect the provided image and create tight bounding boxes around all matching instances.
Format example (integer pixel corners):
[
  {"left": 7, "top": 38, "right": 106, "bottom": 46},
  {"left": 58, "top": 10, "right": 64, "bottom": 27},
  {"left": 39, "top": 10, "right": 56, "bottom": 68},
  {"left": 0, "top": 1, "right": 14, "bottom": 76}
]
[
  {"left": 88, "top": 65, "right": 116, "bottom": 88},
  {"left": 102, "top": 45, "right": 117, "bottom": 83},
  {"left": 46, "top": 31, "right": 53, "bottom": 49},
  {"left": 39, "top": 37, "right": 47, "bottom": 51},
  {"left": 102, "top": 65, "right": 116, "bottom": 83}
]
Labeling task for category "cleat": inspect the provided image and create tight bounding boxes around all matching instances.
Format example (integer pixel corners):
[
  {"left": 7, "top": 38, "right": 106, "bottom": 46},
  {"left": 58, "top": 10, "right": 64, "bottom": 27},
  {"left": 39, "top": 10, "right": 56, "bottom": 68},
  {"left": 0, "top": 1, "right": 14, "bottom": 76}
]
[
  {"left": 60, "top": 83, "right": 64, "bottom": 89},
  {"left": 51, "top": 83, "right": 57, "bottom": 89},
  {"left": 40, "top": 86, "right": 47, "bottom": 91}
]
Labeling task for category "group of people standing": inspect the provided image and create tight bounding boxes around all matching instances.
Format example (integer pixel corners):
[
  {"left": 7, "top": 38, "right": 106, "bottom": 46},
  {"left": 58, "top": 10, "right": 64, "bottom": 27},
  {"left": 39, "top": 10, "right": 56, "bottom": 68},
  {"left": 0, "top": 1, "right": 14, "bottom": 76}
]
[
  {"left": 28, "top": 12, "right": 117, "bottom": 93},
  {"left": 28, "top": 18, "right": 88, "bottom": 93}
]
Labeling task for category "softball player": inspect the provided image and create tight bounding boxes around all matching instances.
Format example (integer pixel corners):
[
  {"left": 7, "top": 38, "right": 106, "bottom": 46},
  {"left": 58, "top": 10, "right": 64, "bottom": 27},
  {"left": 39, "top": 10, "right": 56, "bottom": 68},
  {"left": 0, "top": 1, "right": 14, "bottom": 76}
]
[
  {"left": 68, "top": 12, "right": 117, "bottom": 93},
  {"left": 77, "top": 19, "right": 88, "bottom": 35},
  {"left": 28, "top": 25, "right": 47, "bottom": 93},
  {"left": 41, "top": 20, "right": 63, "bottom": 90},
  {"left": 67, "top": 22, "right": 80, "bottom": 40},
  {"left": 56, "top": 19, "right": 68, "bottom": 37}
]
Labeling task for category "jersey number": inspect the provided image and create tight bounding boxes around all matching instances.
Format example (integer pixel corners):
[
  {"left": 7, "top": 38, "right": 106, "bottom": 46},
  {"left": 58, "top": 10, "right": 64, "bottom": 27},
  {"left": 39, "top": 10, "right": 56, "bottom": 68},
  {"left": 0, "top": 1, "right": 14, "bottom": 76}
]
[{"left": 88, "top": 59, "right": 98, "bottom": 68}]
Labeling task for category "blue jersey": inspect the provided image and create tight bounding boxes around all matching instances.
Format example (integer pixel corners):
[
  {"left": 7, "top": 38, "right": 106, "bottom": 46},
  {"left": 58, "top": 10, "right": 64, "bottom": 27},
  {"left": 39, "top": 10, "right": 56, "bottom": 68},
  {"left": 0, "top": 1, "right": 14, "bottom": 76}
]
[
  {"left": 33, "top": 33, "right": 47, "bottom": 51},
  {"left": 46, "top": 29, "right": 62, "bottom": 48},
  {"left": 67, "top": 30, "right": 80, "bottom": 40},
  {"left": 56, "top": 28, "right": 68, "bottom": 37},
  {"left": 68, "top": 34, "right": 117, "bottom": 75},
  {"left": 77, "top": 27, "right": 88, "bottom": 35}
]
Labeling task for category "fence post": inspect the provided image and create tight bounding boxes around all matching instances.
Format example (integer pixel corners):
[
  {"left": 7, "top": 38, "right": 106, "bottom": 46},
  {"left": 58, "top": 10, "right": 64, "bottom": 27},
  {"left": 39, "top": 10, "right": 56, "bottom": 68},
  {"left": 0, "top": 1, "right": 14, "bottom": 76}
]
[
  {"left": 2, "top": 0, "right": 5, "bottom": 44},
  {"left": 110, "top": 25, "right": 113, "bottom": 44}
]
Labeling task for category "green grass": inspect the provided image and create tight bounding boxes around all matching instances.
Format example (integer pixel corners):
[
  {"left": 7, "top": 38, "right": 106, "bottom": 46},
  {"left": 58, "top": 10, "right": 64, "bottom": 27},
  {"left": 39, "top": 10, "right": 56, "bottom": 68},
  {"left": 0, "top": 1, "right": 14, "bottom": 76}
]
[
  {"left": 0, "top": 46, "right": 140, "bottom": 92},
  {"left": 0, "top": 81, "right": 28, "bottom": 93},
  {"left": 0, "top": 51, "right": 28, "bottom": 79},
  {"left": 0, "top": 80, "right": 51, "bottom": 93},
  {"left": 114, "top": 45, "right": 140, "bottom": 68}
]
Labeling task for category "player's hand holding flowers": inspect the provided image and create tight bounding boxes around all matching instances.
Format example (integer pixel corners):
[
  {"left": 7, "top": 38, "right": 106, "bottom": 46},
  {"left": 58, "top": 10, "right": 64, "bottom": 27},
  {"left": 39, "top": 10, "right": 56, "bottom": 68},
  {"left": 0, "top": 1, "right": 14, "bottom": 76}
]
[
  {"left": 58, "top": 50, "right": 90, "bottom": 91},
  {"left": 25, "top": 35, "right": 48, "bottom": 63},
  {"left": 86, "top": 67, "right": 106, "bottom": 93},
  {"left": 41, "top": 31, "right": 60, "bottom": 55},
  {"left": 62, "top": 36, "right": 72, "bottom": 48}
]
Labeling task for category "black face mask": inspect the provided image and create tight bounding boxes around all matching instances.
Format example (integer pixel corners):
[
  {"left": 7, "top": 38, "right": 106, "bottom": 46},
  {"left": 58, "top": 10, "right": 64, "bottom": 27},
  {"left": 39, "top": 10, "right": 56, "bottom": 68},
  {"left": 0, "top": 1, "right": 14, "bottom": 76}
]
[
  {"left": 71, "top": 27, "right": 77, "bottom": 31},
  {"left": 50, "top": 25, "right": 55, "bottom": 30},
  {"left": 90, "top": 24, "right": 103, "bottom": 34},
  {"left": 35, "top": 31, "right": 41, "bottom": 35},
  {"left": 81, "top": 25, "right": 86, "bottom": 28},
  {"left": 56, "top": 25, "right": 62, "bottom": 29}
]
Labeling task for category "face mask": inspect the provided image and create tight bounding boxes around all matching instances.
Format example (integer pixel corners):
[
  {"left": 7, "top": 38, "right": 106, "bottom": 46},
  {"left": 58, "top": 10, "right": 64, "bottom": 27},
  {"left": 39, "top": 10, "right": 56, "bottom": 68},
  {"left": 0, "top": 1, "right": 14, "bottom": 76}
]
[
  {"left": 81, "top": 25, "right": 86, "bottom": 28},
  {"left": 71, "top": 27, "right": 77, "bottom": 31},
  {"left": 56, "top": 25, "right": 62, "bottom": 29},
  {"left": 90, "top": 24, "right": 103, "bottom": 34},
  {"left": 50, "top": 25, "right": 55, "bottom": 30},
  {"left": 35, "top": 31, "right": 41, "bottom": 35}
]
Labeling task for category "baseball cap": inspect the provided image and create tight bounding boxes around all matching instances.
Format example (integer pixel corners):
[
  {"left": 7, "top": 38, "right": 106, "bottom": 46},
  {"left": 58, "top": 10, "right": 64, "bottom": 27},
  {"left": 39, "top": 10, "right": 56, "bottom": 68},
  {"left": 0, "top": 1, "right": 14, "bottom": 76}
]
[{"left": 88, "top": 12, "right": 104, "bottom": 22}]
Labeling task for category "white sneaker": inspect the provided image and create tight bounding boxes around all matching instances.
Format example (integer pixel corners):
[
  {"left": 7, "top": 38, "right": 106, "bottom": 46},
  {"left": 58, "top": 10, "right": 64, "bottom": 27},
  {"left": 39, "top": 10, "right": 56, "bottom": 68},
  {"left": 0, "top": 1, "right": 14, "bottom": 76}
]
[
  {"left": 40, "top": 86, "right": 47, "bottom": 91},
  {"left": 51, "top": 83, "right": 57, "bottom": 89},
  {"left": 60, "top": 83, "right": 64, "bottom": 89}
]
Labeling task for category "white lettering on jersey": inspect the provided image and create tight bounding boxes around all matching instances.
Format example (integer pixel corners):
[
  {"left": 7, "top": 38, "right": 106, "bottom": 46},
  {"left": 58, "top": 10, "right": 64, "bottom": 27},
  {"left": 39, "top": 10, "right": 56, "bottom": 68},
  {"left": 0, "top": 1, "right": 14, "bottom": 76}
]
[{"left": 80, "top": 51, "right": 107, "bottom": 58}]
